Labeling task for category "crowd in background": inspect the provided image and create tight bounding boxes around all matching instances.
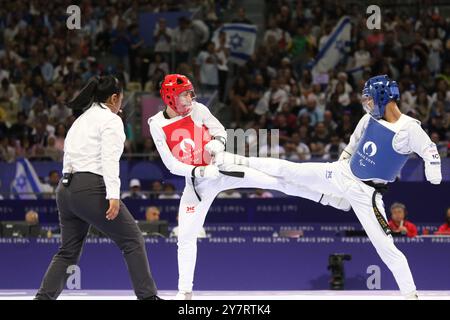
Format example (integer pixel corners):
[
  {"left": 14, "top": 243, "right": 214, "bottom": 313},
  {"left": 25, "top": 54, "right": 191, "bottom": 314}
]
[
  {"left": 0, "top": 0, "right": 449, "bottom": 183},
  {"left": 225, "top": 0, "right": 449, "bottom": 161}
]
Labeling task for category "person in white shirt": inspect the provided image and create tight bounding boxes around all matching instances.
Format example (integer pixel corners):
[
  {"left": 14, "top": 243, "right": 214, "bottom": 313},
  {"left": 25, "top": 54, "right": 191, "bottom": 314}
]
[
  {"left": 49, "top": 95, "right": 73, "bottom": 124},
  {"left": 121, "top": 178, "right": 147, "bottom": 200},
  {"left": 35, "top": 76, "right": 160, "bottom": 300},
  {"left": 215, "top": 75, "right": 442, "bottom": 300},
  {"left": 153, "top": 18, "right": 173, "bottom": 64},
  {"left": 255, "top": 78, "right": 289, "bottom": 116},
  {"left": 149, "top": 74, "right": 350, "bottom": 300},
  {"left": 195, "top": 41, "right": 220, "bottom": 94},
  {"left": 214, "top": 31, "right": 229, "bottom": 101}
]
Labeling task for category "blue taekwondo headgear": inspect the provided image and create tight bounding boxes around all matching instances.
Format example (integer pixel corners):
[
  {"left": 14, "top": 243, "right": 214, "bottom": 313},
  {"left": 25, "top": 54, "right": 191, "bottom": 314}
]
[{"left": 361, "top": 75, "right": 400, "bottom": 119}]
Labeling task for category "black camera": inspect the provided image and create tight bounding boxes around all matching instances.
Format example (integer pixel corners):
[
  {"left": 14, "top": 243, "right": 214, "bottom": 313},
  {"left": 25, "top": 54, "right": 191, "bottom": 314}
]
[{"left": 327, "top": 253, "right": 352, "bottom": 290}]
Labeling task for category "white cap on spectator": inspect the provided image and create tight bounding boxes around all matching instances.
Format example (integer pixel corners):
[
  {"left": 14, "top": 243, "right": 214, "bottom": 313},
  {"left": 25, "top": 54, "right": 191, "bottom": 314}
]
[{"left": 130, "top": 179, "right": 141, "bottom": 188}]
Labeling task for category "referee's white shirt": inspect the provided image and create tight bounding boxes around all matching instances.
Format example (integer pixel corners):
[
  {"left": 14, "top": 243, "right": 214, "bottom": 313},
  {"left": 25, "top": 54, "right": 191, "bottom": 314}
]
[{"left": 63, "top": 103, "right": 125, "bottom": 199}]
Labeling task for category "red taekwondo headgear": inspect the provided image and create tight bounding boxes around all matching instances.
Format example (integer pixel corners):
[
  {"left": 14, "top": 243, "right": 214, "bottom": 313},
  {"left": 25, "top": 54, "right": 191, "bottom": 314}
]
[{"left": 160, "top": 74, "right": 196, "bottom": 116}]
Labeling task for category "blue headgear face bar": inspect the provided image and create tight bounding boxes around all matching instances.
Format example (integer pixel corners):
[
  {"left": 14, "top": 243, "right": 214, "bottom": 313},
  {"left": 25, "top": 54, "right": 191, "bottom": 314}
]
[{"left": 362, "top": 75, "right": 400, "bottom": 119}]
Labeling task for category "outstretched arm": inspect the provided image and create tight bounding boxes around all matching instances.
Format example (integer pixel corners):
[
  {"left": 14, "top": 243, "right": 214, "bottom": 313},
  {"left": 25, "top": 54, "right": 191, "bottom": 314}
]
[{"left": 407, "top": 123, "right": 442, "bottom": 184}]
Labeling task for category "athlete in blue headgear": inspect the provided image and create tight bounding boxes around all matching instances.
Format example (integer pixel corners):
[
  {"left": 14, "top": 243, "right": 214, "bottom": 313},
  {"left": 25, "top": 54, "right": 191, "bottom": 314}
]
[{"left": 214, "top": 74, "right": 442, "bottom": 299}]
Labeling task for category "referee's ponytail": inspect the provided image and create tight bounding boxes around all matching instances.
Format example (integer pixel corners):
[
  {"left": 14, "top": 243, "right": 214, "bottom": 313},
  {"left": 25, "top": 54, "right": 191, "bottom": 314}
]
[{"left": 67, "top": 75, "right": 123, "bottom": 111}]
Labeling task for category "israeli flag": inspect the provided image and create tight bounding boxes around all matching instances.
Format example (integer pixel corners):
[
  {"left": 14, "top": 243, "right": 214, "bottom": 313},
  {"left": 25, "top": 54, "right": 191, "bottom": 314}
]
[
  {"left": 312, "top": 16, "right": 352, "bottom": 75},
  {"left": 10, "top": 158, "right": 45, "bottom": 199},
  {"left": 213, "top": 23, "right": 257, "bottom": 65}
]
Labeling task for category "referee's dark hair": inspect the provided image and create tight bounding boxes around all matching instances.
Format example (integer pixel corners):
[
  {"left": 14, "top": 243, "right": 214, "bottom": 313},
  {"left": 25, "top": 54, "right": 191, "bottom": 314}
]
[{"left": 67, "top": 75, "right": 123, "bottom": 110}]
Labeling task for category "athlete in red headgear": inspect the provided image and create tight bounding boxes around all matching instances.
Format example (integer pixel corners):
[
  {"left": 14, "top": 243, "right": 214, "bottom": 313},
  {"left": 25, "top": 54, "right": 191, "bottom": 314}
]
[{"left": 159, "top": 74, "right": 196, "bottom": 116}]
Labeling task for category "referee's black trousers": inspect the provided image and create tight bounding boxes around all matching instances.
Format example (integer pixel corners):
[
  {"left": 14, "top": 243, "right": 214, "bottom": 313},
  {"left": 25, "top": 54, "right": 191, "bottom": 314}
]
[{"left": 35, "top": 173, "right": 158, "bottom": 300}]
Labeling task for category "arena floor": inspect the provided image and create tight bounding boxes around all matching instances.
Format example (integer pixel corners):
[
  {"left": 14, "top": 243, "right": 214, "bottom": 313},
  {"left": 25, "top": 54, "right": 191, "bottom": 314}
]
[{"left": 0, "top": 290, "right": 449, "bottom": 300}]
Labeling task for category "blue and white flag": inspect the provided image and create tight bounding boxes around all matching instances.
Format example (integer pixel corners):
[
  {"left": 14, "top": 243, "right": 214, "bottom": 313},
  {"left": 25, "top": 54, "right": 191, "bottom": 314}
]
[
  {"left": 312, "top": 16, "right": 352, "bottom": 75},
  {"left": 213, "top": 23, "right": 257, "bottom": 66},
  {"left": 10, "top": 158, "right": 45, "bottom": 199}
]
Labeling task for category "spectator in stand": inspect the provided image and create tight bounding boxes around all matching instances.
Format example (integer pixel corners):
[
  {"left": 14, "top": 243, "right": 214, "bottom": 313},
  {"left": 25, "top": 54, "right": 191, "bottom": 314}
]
[
  {"left": 41, "top": 170, "right": 61, "bottom": 199},
  {"left": 229, "top": 76, "right": 251, "bottom": 128},
  {"left": 435, "top": 207, "right": 450, "bottom": 235},
  {"left": 232, "top": 7, "right": 253, "bottom": 24},
  {"left": 214, "top": 31, "right": 230, "bottom": 102},
  {"left": 0, "top": 78, "right": 19, "bottom": 106},
  {"left": 217, "top": 189, "right": 242, "bottom": 199},
  {"left": 149, "top": 180, "right": 164, "bottom": 200},
  {"left": 298, "top": 94, "right": 322, "bottom": 127},
  {"left": 310, "top": 122, "right": 330, "bottom": 158},
  {"left": 388, "top": 202, "right": 418, "bottom": 238},
  {"left": 249, "top": 189, "right": 274, "bottom": 198},
  {"left": 53, "top": 123, "right": 67, "bottom": 153},
  {"left": 148, "top": 53, "right": 169, "bottom": 81},
  {"left": 153, "top": 18, "right": 173, "bottom": 68},
  {"left": 18, "top": 86, "right": 37, "bottom": 114},
  {"left": 44, "top": 135, "right": 63, "bottom": 161},
  {"left": 49, "top": 94, "right": 73, "bottom": 125},
  {"left": 158, "top": 183, "right": 180, "bottom": 199},
  {"left": 173, "top": 16, "right": 195, "bottom": 66},
  {"left": 121, "top": 179, "right": 147, "bottom": 200},
  {"left": 145, "top": 206, "right": 161, "bottom": 223},
  {"left": 323, "top": 134, "right": 347, "bottom": 161},
  {"left": 195, "top": 41, "right": 220, "bottom": 94}
]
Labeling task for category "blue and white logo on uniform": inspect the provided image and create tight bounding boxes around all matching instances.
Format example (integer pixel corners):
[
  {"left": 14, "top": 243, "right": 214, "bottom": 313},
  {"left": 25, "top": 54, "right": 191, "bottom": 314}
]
[
  {"left": 363, "top": 141, "right": 377, "bottom": 157},
  {"left": 356, "top": 141, "right": 377, "bottom": 167}
]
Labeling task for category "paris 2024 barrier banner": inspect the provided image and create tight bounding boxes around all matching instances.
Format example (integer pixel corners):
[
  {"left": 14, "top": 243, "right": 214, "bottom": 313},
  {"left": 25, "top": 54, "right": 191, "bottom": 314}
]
[{"left": 0, "top": 182, "right": 448, "bottom": 223}]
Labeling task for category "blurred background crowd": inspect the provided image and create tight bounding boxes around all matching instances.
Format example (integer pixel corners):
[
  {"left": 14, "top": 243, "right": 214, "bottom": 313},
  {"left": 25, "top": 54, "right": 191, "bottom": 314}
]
[{"left": 0, "top": 0, "right": 448, "bottom": 194}]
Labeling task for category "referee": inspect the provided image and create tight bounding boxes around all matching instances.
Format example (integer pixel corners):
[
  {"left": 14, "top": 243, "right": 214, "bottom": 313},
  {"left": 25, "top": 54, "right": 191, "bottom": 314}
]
[{"left": 35, "top": 76, "right": 160, "bottom": 300}]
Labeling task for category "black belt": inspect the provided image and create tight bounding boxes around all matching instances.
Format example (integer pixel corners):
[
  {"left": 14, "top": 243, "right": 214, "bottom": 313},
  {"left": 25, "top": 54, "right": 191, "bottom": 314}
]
[
  {"left": 363, "top": 180, "right": 391, "bottom": 235},
  {"left": 62, "top": 172, "right": 103, "bottom": 187},
  {"left": 65, "top": 171, "right": 103, "bottom": 177},
  {"left": 362, "top": 180, "right": 389, "bottom": 194}
]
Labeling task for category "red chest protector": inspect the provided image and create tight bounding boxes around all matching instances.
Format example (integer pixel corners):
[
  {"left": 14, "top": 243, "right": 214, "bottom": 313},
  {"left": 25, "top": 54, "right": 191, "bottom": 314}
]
[{"left": 162, "top": 116, "right": 212, "bottom": 166}]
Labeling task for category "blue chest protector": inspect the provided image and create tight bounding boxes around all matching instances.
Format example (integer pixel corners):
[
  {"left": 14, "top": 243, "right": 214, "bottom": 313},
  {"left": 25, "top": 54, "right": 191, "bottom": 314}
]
[{"left": 349, "top": 117, "right": 409, "bottom": 182}]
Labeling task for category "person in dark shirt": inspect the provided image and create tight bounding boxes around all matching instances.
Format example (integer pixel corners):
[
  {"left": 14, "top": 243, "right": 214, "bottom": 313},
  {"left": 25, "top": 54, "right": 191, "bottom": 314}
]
[
  {"left": 9, "top": 112, "right": 32, "bottom": 141},
  {"left": 232, "top": 7, "right": 253, "bottom": 24}
]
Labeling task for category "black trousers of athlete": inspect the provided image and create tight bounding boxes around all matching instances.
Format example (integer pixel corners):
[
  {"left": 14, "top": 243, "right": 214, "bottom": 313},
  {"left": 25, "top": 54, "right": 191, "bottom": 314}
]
[{"left": 35, "top": 172, "right": 158, "bottom": 300}]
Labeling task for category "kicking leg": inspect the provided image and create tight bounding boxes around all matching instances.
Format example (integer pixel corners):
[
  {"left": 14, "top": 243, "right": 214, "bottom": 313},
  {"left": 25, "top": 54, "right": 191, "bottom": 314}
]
[{"left": 215, "top": 153, "right": 350, "bottom": 210}]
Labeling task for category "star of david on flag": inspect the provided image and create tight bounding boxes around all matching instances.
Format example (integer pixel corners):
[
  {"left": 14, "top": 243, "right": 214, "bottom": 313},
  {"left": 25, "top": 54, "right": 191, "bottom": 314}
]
[
  {"left": 10, "top": 158, "right": 45, "bottom": 199},
  {"left": 311, "top": 16, "right": 352, "bottom": 75},
  {"left": 212, "top": 23, "right": 257, "bottom": 66}
]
